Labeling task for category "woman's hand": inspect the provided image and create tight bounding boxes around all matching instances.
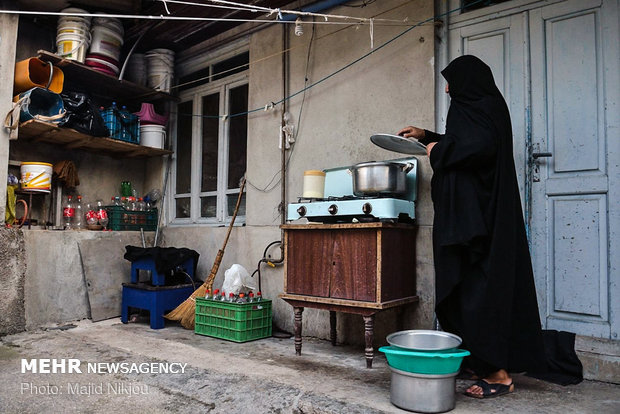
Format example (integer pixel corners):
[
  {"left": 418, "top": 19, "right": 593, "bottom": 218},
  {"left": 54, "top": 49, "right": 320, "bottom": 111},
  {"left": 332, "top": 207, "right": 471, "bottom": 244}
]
[
  {"left": 426, "top": 142, "right": 436, "bottom": 156},
  {"left": 398, "top": 126, "right": 425, "bottom": 140}
]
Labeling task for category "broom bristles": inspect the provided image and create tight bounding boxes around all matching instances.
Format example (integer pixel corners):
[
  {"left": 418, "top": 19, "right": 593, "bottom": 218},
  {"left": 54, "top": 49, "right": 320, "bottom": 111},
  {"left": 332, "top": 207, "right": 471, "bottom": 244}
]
[{"left": 164, "top": 283, "right": 208, "bottom": 323}]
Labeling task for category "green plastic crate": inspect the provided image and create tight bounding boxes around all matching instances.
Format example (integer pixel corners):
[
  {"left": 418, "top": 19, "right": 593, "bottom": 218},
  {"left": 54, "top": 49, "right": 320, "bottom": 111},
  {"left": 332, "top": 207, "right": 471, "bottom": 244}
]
[
  {"left": 195, "top": 297, "right": 272, "bottom": 343},
  {"left": 105, "top": 205, "right": 157, "bottom": 231}
]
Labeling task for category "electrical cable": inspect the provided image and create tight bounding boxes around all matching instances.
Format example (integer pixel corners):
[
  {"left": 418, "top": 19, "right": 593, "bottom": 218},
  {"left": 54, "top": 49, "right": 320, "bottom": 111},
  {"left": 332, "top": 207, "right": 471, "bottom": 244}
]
[
  {"left": 156, "top": 0, "right": 408, "bottom": 23},
  {"left": 246, "top": 19, "right": 316, "bottom": 194}
]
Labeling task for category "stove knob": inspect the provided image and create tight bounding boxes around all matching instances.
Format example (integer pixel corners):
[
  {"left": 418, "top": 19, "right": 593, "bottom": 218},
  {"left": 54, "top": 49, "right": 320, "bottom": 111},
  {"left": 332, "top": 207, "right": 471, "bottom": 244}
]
[
  {"left": 297, "top": 206, "right": 307, "bottom": 217},
  {"left": 328, "top": 204, "right": 338, "bottom": 215},
  {"left": 362, "top": 202, "right": 372, "bottom": 215}
]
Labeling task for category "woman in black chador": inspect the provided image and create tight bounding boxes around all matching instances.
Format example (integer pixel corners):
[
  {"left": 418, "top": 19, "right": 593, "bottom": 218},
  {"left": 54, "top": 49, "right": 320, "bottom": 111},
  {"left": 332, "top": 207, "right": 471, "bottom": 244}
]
[{"left": 399, "top": 55, "right": 545, "bottom": 398}]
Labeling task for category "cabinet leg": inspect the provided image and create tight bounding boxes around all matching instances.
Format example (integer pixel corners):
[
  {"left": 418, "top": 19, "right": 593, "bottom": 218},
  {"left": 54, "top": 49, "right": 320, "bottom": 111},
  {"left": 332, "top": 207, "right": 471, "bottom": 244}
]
[
  {"left": 294, "top": 307, "right": 304, "bottom": 356},
  {"left": 363, "top": 315, "right": 375, "bottom": 369},
  {"left": 330, "top": 311, "right": 337, "bottom": 346}
]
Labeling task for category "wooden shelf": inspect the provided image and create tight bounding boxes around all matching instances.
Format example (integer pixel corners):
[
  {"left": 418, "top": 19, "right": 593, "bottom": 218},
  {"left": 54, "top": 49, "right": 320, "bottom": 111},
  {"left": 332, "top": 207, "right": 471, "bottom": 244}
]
[
  {"left": 18, "top": 119, "right": 172, "bottom": 158},
  {"left": 37, "top": 50, "right": 179, "bottom": 104}
]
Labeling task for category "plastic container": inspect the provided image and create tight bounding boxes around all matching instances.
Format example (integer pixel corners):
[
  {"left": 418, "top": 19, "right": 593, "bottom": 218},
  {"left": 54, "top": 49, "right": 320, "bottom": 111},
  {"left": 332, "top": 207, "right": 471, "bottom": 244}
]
[
  {"left": 16, "top": 87, "right": 66, "bottom": 124},
  {"left": 14, "top": 57, "right": 65, "bottom": 95},
  {"left": 195, "top": 297, "right": 272, "bottom": 343},
  {"left": 302, "top": 170, "right": 326, "bottom": 198},
  {"left": 56, "top": 9, "right": 91, "bottom": 62},
  {"left": 140, "top": 124, "right": 166, "bottom": 149},
  {"left": 20, "top": 162, "right": 53, "bottom": 193},
  {"left": 124, "top": 53, "right": 146, "bottom": 85},
  {"left": 379, "top": 346, "right": 470, "bottom": 375},
  {"left": 145, "top": 49, "right": 175, "bottom": 93},
  {"left": 85, "top": 55, "right": 120, "bottom": 76},
  {"left": 89, "top": 17, "right": 124, "bottom": 61},
  {"left": 105, "top": 205, "right": 157, "bottom": 231},
  {"left": 134, "top": 102, "right": 168, "bottom": 126},
  {"left": 100, "top": 105, "right": 140, "bottom": 143}
]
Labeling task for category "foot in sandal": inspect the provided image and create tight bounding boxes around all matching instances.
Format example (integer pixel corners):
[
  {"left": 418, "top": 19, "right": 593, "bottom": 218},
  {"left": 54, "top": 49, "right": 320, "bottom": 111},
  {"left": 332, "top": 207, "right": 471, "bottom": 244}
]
[{"left": 464, "top": 369, "right": 514, "bottom": 399}]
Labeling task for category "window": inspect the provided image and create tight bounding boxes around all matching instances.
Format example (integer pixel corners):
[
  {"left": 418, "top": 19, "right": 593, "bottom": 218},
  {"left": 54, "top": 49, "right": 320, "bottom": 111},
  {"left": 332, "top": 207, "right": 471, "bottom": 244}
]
[
  {"left": 461, "top": 0, "right": 511, "bottom": 12},
  {"left": 171, "top": 52, "right": 248, "bottom": 225}
]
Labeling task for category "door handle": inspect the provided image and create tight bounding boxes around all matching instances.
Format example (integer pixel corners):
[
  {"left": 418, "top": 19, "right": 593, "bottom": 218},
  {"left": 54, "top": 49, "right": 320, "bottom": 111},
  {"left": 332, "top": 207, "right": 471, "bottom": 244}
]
[{"left": 532, "top": 152, "right": 552, "bottom": 159}]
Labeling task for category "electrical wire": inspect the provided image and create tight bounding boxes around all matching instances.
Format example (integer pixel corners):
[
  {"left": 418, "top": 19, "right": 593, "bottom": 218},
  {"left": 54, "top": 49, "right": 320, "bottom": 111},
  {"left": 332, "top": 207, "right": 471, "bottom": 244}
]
[
  {"left": 156, "top": 0, "right": 408, "bottom": 23},
  {"left": 170, "top": 1, "right": 467, "bottom": 121},
  {"left": 246, "top": 19, "right": 316, "bottom": 194}
]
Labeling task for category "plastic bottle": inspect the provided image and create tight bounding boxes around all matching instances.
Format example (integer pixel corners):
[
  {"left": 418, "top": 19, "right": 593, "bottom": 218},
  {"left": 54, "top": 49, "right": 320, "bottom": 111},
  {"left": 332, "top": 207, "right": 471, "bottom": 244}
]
[
  {"left": 255, "top": 292, "right": 263, "bottom": 302},
  {"left": 220, "top": 291, "right": 227, "bottom": 301},
  {"left": 227, "top": 293, "right": 235, "bottom": 302},
  {"left": 248, "top": 292, "right": 255, "bottom": 303},
  {"left": 74, "top": 195, "right": 85, "bottom": 229},
  {"left": 204, "top": 289, "right": 212, "bottom": 300},
  {"left": 137, "top": 197, "right": 146, "bottom": 211},
  {"left": 62, "top": 195, "right": 74, "bottom": 229},
  {"left": 212, "top": 289, "right": 220, "bottom": 301},
  {"left": 237, "top": 293, "right": 246, "bottom": 303}
]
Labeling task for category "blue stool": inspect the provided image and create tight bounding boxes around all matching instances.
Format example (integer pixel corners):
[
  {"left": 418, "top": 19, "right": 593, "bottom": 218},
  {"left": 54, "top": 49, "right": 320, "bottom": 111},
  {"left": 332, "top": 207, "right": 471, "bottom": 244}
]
[
  {"left": 131, "top": 257, "right": 195, "bottom": 286},
  {"left": 121, "top": 283, "right": 194, "bottom": 329}
]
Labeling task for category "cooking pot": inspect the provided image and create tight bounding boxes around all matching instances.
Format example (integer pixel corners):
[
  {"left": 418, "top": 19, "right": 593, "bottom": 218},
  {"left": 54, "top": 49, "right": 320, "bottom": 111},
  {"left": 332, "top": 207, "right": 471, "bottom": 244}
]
[{"left": 350, "top": 161, "right": 413, "bottom": 196}]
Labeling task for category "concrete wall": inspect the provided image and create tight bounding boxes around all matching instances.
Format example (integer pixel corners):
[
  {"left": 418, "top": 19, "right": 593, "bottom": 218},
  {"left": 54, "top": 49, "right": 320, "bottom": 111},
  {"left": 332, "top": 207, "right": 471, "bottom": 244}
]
[
  {"left": 0, "top": 227, "right": 26, "bottom": 335},
  {"left": 164, "top": 0, "right": 437, "bottom": 346}
]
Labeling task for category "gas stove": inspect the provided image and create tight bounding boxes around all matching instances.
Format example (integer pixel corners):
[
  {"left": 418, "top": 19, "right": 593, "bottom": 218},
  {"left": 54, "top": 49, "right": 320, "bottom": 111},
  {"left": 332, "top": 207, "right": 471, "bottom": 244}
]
[{"left": 287, "top": 157, "right": 418, "bottom": 223}]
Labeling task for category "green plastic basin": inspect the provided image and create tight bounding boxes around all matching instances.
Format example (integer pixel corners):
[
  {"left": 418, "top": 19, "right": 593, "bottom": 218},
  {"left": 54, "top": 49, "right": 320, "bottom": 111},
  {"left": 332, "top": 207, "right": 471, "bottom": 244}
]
[{"left": 379, "top": 346, "right": 470, "bottom": 375}]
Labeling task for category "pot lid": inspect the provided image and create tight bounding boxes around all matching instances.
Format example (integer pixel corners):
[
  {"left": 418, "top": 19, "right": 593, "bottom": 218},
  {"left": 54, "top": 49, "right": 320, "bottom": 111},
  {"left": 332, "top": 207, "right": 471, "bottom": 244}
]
[{"left": 370, "top": 133, "right": 427, "bottom": 155}]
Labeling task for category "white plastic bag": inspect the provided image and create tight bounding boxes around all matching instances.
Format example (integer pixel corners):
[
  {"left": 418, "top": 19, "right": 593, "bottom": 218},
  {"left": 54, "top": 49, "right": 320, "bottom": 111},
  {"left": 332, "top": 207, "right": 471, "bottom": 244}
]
[{"left": 221, "top": 264, "right": 256, "bottom": 295}]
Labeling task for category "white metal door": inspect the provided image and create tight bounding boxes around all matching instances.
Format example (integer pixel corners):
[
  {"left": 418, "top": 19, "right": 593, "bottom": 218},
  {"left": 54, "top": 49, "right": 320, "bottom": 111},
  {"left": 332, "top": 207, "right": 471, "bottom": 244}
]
[{"left": 447, "top": 0, "right": 619, "bottom": 339}]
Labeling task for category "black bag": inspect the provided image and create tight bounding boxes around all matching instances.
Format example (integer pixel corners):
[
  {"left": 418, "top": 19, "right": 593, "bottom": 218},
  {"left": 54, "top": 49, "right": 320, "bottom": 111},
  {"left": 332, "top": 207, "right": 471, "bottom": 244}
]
[{"left": 59, "top": 91, "right": 109, "bottom": 137}]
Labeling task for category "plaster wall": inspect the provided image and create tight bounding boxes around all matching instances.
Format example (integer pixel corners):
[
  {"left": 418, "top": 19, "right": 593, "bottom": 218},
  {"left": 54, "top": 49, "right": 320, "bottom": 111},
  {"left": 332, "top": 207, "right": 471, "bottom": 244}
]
[
  {"left": 22, "top": 230, "right": 150, "bottom": 329},
  {"left": 0, "top": 227, "right": 26, "bottom": 335},
  {"left": 165, "top": 0, "right": 437, "bottom": 346}
]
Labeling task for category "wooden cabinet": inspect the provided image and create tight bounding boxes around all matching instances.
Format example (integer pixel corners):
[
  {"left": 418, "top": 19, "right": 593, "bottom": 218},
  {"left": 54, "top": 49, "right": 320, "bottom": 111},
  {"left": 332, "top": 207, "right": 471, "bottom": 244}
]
[
  {"left": 280, "top": 222, "right": 419, "bottom": 368},
  {"left": 283, "top": 222, "right": 417, "bottom": 306}
]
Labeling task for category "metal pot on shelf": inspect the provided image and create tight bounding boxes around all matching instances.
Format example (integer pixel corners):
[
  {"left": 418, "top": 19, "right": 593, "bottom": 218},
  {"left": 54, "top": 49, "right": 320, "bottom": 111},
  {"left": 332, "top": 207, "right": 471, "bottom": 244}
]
[{"left": 349, "top": 161, "right": 413, "bottom": 197}]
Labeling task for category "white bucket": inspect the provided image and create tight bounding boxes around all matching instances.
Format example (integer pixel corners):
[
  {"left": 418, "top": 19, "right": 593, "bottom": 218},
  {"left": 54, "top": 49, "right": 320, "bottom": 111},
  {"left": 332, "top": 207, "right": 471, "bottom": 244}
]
[
  {"left": 125, "top": 53, "right": 147, "bottom": 86},
  {"left": 302, "top": 170, "right": 326, "bottom": 198},
  {"left": 145, "top": 49, "right": 175, "bottom": 93},
  {"left": 89, "top": 18, "right": 124, "bottom": 61},
  {"left": 57, "top": 10, "right": 91, "bottom": 62},
  {"left": 20, "top": 162, "right": 53, "bottom": 193},
  {"left": 140, "top": 125, "right": 166, "bottom": 149}
]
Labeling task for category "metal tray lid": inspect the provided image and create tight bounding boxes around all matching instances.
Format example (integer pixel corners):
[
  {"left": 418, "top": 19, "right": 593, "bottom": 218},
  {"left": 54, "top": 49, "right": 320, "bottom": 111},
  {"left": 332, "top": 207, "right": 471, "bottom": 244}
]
[{"left": 370, "top": 133, "right": 427, "bottom": 155}]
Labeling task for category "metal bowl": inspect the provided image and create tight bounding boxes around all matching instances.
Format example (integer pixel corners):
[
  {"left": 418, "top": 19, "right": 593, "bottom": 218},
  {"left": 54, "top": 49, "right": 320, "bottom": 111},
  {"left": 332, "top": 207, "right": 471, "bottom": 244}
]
[{"left": 386, "top": 330, "right": 462, "bottom": 352}]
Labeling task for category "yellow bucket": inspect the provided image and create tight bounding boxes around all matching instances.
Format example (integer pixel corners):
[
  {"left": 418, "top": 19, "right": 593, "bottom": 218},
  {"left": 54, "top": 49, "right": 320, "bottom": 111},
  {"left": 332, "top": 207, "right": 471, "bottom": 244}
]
[
  {"left": 13, "top": 57, "right": 65, "bottom": 95},
  {"left": 20, "top": 162, "right": 53, "bottom": 193}
]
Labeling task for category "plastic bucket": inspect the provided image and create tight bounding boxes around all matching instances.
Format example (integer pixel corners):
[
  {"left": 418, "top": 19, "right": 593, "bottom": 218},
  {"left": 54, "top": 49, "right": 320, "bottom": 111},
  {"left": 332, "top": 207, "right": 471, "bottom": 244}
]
[
  {"left": 140, "top": 125, "right": 166, "bottom": 149},
  {"left": 302, "top": 170, "right": 326, "bottom": 198},
  {"left": 145, "top": 49, "right": 175, "bottom": 93},
  {"left": 20, "top": 162, "right": 53, "bottom": 193},
  {"left": 14, "top": 57, "right": 65, "bottom": 95},
  {"left": 89, "top": 18, "right": 124, "bottom": 61},
  {"left": 125, "top": 53, "right": 147, "bottom": 86},
  {"left": 85, "top": 56, "right": 120, "bottom": 75},
  {"left": 17, "top": 87, "right": 65, "bottom": 124},
  {"left": 57, "top": 9, "right": 91, "bottom": 62}
]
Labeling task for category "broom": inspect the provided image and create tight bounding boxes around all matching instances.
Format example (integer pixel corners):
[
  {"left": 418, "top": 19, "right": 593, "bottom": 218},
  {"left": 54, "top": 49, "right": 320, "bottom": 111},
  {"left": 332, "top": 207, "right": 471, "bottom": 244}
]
[{"left": 165, "top": 177, "right": 246, "bottom": 329}]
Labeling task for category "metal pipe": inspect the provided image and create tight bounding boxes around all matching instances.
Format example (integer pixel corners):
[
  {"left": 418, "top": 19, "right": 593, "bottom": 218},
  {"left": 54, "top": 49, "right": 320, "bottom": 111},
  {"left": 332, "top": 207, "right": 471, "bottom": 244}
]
[{"left": 281, "top": 0, "right": 352, "bottom": 21}]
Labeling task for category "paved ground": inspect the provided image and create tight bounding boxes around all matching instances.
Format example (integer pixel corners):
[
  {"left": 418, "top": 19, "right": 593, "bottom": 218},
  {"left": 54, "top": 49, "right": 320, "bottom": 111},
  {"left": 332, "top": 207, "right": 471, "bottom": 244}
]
[{"left": 0, "top": 319, "right": 618, "bottom": 414}]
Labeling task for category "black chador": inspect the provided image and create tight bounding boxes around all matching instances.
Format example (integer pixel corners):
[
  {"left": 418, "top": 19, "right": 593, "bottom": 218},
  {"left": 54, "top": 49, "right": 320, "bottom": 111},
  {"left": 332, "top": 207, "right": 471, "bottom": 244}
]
[{"left": 420, "top": 55, "right": 545, "bottom": 375}]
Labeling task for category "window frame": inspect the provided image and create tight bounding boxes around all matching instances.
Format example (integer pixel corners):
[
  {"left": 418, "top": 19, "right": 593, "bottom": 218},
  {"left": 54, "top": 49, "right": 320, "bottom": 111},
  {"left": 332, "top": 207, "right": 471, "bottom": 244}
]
[{"left": 169, "top": 64, "right": 248, "bottom": 227}]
